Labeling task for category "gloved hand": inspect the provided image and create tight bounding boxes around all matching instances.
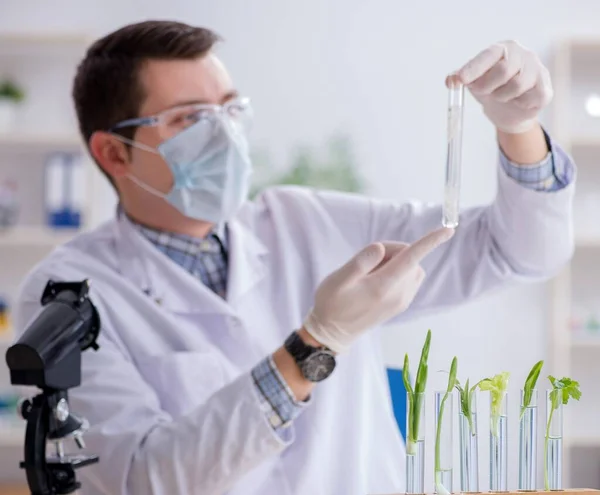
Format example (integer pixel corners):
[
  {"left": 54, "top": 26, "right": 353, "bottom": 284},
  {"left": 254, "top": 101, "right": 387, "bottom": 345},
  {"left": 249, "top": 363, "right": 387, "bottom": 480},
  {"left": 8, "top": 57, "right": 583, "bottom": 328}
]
[
  {"left": 303, "top": 227, "right": 454, "bottom": 354},
  {"left": 451, "top": 40, "right": 553, "bottom": 134}
]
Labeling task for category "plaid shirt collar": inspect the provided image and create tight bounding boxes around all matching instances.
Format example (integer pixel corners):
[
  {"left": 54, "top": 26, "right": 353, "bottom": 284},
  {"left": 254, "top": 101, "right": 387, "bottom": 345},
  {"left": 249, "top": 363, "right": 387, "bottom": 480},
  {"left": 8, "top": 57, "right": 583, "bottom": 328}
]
[{"left": 118, "top": 205, "right": 230, "bottom": 298}]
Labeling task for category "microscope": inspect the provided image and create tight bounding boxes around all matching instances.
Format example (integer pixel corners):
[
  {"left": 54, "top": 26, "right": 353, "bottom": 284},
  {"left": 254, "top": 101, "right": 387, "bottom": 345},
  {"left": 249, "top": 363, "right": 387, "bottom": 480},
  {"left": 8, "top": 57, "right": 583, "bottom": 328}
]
[{"left": 4, "top": 279, "right": 101, "bottom": 495}]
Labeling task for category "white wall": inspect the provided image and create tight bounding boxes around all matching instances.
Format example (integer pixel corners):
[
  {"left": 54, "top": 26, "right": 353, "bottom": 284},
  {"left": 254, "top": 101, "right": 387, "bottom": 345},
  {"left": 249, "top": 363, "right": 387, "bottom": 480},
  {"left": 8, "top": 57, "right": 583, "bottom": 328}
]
[{"left": 1, "top": 0, "right": 599, "bottom": 490}]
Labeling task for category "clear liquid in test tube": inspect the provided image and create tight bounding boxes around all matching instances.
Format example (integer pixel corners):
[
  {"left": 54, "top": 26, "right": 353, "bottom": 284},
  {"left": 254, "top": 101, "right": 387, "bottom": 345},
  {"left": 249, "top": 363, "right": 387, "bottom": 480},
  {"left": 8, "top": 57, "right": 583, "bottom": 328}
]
[{"left": 443, "top": 80, "right": 465, "bottom": 228}]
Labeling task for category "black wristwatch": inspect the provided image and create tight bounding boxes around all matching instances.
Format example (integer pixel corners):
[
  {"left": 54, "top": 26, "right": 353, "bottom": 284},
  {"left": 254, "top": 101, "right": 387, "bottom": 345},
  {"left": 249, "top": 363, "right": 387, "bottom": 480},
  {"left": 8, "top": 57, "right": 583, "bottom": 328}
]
[{"left": 284, "top": 331, "right": 336, "bottom": 382}]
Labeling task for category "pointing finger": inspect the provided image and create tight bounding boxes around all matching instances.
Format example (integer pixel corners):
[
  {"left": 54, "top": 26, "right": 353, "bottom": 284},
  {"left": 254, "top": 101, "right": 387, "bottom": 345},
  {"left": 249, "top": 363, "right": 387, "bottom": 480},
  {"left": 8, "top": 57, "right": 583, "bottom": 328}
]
[
  {"left": 400, "top": 227, "right": 455, "bottom": 265},
  {"left": 373, "top": 227, "right": 455, "bottom": 282}
]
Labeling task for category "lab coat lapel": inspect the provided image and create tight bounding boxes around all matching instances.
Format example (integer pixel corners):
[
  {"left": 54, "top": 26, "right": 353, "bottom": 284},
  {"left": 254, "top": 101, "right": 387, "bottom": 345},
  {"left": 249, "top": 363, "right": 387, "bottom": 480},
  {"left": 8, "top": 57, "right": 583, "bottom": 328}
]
[
  {"left": 225, "top": 218, "right": 269, "bottom": 307},
  {"left": 114, "top": 212, "right": 233, "bottom": 316}
]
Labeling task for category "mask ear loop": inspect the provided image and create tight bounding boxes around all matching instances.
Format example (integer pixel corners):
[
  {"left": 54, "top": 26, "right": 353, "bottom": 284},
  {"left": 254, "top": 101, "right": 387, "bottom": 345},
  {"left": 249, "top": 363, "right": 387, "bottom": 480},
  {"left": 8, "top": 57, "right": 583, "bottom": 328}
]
[{"left": 109, "top": 133, "right": 169, "bottom": 199}]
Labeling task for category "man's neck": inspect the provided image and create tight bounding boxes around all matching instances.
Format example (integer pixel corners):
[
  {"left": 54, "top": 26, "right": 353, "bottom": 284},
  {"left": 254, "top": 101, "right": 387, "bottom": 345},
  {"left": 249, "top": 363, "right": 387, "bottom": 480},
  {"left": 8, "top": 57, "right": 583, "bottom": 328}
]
[{"left": 119, "top": 203, "right": 217, "bottom": 239}]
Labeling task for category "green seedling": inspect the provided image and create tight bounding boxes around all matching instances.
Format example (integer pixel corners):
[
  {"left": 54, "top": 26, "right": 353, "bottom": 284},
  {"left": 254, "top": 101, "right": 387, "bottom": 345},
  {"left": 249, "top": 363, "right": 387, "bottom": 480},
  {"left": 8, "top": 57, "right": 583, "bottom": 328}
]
[
  {"left": 478, "top": 371, "right": 510, "bottom": 437},
  {"left": 544, "top": 376, "right": 581, "bottom": 490},
  {"left": 520, "top": 360, "right": 544, "bottom": 420},
  {"left": 402, "top": 330, "right": 431, "bottom": 456},
  {"left": 435, "top": 356, "right": 457, "bottom": 495},
  {"left": 455, "top": 377, "right": 483, "bottom": 436}
]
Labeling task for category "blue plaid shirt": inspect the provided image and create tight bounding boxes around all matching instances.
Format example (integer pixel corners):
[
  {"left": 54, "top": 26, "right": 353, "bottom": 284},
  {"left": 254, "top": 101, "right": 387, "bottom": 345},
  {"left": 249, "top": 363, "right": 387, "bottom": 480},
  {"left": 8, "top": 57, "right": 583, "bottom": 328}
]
[{"left": 133, "top": 142, "right": 574, "bottom": 439}]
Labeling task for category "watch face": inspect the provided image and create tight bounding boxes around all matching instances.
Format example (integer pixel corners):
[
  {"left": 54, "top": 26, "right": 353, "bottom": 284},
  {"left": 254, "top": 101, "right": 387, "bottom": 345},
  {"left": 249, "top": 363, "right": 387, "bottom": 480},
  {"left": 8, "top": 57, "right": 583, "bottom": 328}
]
[{"left": 301, "top": 351, "right": 336, "bottom": 382}]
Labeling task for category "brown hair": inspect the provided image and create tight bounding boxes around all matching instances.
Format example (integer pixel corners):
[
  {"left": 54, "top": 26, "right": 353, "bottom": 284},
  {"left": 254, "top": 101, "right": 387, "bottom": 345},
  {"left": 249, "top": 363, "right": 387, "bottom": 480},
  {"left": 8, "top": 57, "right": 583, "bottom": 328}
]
[{"left": 72, "top": 20, "right": 221, "bottom": 183}]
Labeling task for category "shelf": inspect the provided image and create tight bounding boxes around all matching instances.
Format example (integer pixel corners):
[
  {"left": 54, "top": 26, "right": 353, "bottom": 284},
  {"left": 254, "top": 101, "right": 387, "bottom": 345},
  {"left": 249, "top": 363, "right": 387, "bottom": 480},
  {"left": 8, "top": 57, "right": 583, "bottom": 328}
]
[
  {"left": 0, "top": 333, "right": 14, "bottom": 347},
  {"left": 0, "top": 226, "right": 79, "bottom": 247},
  {"left": 567, "top": 436, "right": 600, "bottom": 447},
  {"left": 570, "top": 336, "right": 600, "bottom": 348},
  {"left": 0, "top": 133, "right": 83, "bottom": 150},
  {"left": 0, "top": 33, "right": 90, "bottom": 58},
  {"left": 575, "top": 234, "right": 600, "bottom": 248},
  {"left": 570, "top": 136, "right": 600, "bottom": 148},
  {"left": 565, "top": 38, "right": 600, "bottom": 51},
  {"left": 0, "top": 33, "right": 90, "bottom": 45}
]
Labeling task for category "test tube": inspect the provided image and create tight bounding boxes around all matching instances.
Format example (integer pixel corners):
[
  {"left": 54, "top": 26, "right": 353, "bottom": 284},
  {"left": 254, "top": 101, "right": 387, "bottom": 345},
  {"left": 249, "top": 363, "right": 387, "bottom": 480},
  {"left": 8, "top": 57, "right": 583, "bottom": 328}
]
[
  {"left": 519, "top": 388, "right": 538, "bottom": 491},
  {"left": 545, "top": 389, "right": 563, "bottom": 491},
  {"left": 434, "top": 391, "right": 453, "bottom": 495},
  {"left": 442, "top": 79, "right": 465, "bottom": 228},
  {"left": 489, "top": 391, "right": 508, "bottom": 492},
  {"left": 406, "top": 392, "right": 426, "bottom": 494}
]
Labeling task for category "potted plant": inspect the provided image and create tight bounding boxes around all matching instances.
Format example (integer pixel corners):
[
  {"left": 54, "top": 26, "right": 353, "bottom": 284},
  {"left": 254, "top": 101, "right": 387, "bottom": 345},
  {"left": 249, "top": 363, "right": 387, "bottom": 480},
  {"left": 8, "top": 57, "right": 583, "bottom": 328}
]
[{"left": 0, "top": 79, "right": 25, "bottom": 132}]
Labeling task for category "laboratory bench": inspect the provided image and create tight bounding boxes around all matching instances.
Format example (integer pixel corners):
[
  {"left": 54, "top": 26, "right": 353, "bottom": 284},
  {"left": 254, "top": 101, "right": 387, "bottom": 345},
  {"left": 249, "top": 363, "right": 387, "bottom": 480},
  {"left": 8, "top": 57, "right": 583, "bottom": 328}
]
[{"left": 0, "top": 485, "right": 28, "bottom": 495}]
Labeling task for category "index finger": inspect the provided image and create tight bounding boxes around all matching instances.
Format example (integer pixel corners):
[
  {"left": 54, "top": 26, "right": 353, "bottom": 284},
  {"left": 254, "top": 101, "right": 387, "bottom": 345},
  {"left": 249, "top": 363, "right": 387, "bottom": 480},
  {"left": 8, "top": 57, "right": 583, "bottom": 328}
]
[
  {"left": 456, "top": 43, "right": 507, "bottom": 85},
  {"left": 395, "top": 227, "right": 455, "bottom": 266}
]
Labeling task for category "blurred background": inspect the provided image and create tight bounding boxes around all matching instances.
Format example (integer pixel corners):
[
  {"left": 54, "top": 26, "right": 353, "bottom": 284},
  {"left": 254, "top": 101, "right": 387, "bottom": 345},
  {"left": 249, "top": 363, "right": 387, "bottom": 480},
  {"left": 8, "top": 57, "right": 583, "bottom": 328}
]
[{"left": 1, "top": 0, "right": 600, "bottom": 493}]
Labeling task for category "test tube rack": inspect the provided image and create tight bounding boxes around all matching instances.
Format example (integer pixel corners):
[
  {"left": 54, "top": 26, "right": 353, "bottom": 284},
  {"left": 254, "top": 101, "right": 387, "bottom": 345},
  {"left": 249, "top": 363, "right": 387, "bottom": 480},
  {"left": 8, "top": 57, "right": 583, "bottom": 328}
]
[{"left": 372, "top": 489, "right": 600, "bottom": 495}]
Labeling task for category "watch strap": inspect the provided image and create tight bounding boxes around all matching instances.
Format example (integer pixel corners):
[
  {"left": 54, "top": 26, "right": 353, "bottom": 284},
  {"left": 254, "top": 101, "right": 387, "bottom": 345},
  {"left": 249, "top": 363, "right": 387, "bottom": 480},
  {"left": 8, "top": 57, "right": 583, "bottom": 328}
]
[{"left": 284, "top": 331, "right": 316, "bottom": 363}]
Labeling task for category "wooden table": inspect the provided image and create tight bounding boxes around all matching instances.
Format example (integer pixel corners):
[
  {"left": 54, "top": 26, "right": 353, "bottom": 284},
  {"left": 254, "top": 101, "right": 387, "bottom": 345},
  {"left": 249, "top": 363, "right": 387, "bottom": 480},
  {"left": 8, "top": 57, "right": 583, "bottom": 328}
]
[{"left": 0, "top": 484, "right": 29, "bottom": 495}]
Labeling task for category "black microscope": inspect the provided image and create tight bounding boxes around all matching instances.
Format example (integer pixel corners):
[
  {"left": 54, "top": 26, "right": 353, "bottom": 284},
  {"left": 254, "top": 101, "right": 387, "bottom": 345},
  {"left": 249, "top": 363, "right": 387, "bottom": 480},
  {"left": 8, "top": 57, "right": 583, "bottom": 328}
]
[{"left": 4, "top": 279, "right": 101, "bottom": 495}]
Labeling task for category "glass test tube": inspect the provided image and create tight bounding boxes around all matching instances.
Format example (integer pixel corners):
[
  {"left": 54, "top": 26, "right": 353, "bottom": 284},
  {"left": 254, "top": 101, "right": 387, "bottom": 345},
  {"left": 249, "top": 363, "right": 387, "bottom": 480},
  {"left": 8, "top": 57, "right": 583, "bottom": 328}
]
[
  {"left": 459, "top": 391, "right": 479, "bottom": 493},
  {"left": 442, "top": 79, "right": 465, "bottom": 229},
  {"left": 489, "top": 391, "right": 508, "bottom": 492},
  {"left": 545, "top": 389, "right": 563, "bottom": 491},
  {"left": 406, "top": 392, "right": 426, "bottom": 494},
  {"left": 519, "top": 389, "right": 538, "bottom": 491},
  {"left": 434, "top": 391, "right": 453, "bottom": 495}
]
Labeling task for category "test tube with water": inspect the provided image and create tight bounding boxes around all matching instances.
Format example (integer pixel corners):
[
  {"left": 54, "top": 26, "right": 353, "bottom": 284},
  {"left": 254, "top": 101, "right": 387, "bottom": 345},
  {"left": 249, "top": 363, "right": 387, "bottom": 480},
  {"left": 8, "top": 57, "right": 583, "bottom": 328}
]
[
  {"left": 545, "top": 389, "right": 563, "bottom": 490},
  {"left": 406, "top": 392, "right": 426, "bottom": 494},
  {"left": 443, "top": 80, "right": 465, "bottom": 228},
  {"left": 459, "top": 391, "right": 480, "bottom": 493},
  {"left": 434, "top": 391, "right": 453, "bottom": 495},
  {"left": 519, "top": 389, "right": 538, "bottom": 491},
  {"left": 489, "top": 392, "right": 508, "bottom": 492}
]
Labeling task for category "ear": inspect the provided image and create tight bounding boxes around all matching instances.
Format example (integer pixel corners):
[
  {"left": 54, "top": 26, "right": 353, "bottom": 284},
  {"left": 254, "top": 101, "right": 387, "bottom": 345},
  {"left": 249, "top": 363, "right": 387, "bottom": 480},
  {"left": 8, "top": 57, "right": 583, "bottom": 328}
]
[{"left": 89, "top": 131, "right": 131, "bottom": 180}]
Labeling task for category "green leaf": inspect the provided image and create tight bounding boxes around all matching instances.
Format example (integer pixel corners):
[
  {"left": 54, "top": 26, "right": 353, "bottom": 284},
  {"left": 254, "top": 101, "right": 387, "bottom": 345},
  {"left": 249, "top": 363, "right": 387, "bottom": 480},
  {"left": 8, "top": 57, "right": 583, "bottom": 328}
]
[
  {"left": 447, "top": 357, "right": 458, "bottom": 393},
  {"left": 0, "top": 80, "right": 25, "bottom": 103},
  {"left": 478, "top": 372, "right": 510, "bottom": 437},
  {"left": 520, "top": 360, "right": 543, "bottom": 420},
  {"left": 402, "top": 354, "right": 413, "bottom": 397},
  {"left": 415, "top": 330, "right": 431, "bottom": 395},
  {"left": 548, "top": 375, "right": 582, "bottom": 411},
  {"left": 405, "top": 331, "right": 432, "bottom": 452}
]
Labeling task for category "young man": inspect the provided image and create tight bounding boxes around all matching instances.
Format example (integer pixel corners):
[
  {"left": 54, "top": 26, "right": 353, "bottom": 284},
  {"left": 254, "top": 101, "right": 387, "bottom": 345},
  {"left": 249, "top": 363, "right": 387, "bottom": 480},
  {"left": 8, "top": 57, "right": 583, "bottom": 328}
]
[{"left": 14, "top": 20, "right": 574, "bottom": 495}]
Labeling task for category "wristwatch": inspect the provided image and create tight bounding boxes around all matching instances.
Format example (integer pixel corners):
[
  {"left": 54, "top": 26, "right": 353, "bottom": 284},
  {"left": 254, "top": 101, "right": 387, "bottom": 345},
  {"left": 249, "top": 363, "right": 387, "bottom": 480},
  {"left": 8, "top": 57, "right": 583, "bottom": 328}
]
[{"left": 284, "top": 330, "right": 336, "bottom": 382}]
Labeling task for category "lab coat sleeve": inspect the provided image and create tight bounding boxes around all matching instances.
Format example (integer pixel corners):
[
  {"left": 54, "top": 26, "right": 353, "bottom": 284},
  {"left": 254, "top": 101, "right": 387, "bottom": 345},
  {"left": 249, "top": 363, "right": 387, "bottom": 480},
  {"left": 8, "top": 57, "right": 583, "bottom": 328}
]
[
  {"left": 307, "top": 139, "right": 575, "bottom": 318},
  {"left": 13, "top": 282, "right": 291, "bottom": 495}
]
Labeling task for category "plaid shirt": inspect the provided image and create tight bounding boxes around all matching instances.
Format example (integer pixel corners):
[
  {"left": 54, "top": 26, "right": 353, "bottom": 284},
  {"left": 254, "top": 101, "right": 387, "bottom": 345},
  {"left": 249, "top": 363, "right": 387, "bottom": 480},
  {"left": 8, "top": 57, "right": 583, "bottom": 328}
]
[{"left": 133, "top": 142, "right": 574, "bottom": 438}]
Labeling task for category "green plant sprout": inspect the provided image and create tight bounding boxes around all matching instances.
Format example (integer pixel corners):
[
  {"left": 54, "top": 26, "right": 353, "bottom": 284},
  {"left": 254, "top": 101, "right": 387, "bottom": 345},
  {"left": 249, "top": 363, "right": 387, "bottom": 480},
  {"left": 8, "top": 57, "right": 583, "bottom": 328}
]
[
  {"left": 0, "top": 80, "right": 25, "bottom": 103},
  {"left": 402, "top": 329, "right": 431, "bottom": 456},
  {"left": 478, "top": 371, "right": 510, "bottom": 437},
  {"left": 435, "top": 356, "right": 457, "bottom": 495},
  {"left": 544, "top": 376, "right": 581, "bottom": 490},
  {"left": 455, "top": 377, "right": 482, "bottom": 436},
  {"left": 520, "top": 360, "right": 544, "bottom": 420}
]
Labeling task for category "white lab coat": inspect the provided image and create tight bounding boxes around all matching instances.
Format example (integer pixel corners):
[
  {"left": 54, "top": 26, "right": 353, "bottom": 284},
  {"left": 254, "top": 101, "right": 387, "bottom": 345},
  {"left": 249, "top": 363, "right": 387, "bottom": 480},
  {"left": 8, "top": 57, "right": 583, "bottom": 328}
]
[{"left": 13, "top": 163, "right": 574, "bottom": 495}]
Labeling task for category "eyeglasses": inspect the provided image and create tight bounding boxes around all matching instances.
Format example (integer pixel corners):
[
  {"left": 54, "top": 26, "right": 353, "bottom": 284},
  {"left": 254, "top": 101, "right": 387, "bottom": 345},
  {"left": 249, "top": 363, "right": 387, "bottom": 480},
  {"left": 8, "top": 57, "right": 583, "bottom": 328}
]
[{"left": 109, "top": 96, "right": 253, "bottom": 140}]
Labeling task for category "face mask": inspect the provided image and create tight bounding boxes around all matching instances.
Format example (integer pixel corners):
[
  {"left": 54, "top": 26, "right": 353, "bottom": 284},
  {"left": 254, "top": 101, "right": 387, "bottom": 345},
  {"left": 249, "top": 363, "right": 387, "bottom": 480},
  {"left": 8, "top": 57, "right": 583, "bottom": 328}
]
[{"left": 115, "top": 115, "right": 253, "bottom": 224}]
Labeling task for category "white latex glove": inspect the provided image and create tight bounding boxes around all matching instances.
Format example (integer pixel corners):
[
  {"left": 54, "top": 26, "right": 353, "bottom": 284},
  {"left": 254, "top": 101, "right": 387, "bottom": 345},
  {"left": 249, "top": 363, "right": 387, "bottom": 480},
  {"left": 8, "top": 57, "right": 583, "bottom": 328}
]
[
  {"left": 303, "top": 227, "right": 454, "bottom": 354},
  {"left": 452, "top": 40, "right": 553, "bottom": 134}
]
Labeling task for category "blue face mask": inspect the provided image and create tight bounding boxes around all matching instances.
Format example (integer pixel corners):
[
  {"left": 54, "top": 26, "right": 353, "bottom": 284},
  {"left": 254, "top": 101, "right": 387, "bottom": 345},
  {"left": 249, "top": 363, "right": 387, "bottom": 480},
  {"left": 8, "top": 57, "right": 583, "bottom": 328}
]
[{"left": 116, "top": 115, "right": 253, "bottom": 224}]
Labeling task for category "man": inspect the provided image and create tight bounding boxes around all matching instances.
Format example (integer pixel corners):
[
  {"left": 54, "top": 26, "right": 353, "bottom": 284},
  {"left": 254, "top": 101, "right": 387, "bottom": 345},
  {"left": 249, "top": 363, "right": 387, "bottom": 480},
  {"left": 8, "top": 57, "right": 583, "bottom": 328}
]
[{"left": 14, "top": 20, "right": 574, "bottom": 495}]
